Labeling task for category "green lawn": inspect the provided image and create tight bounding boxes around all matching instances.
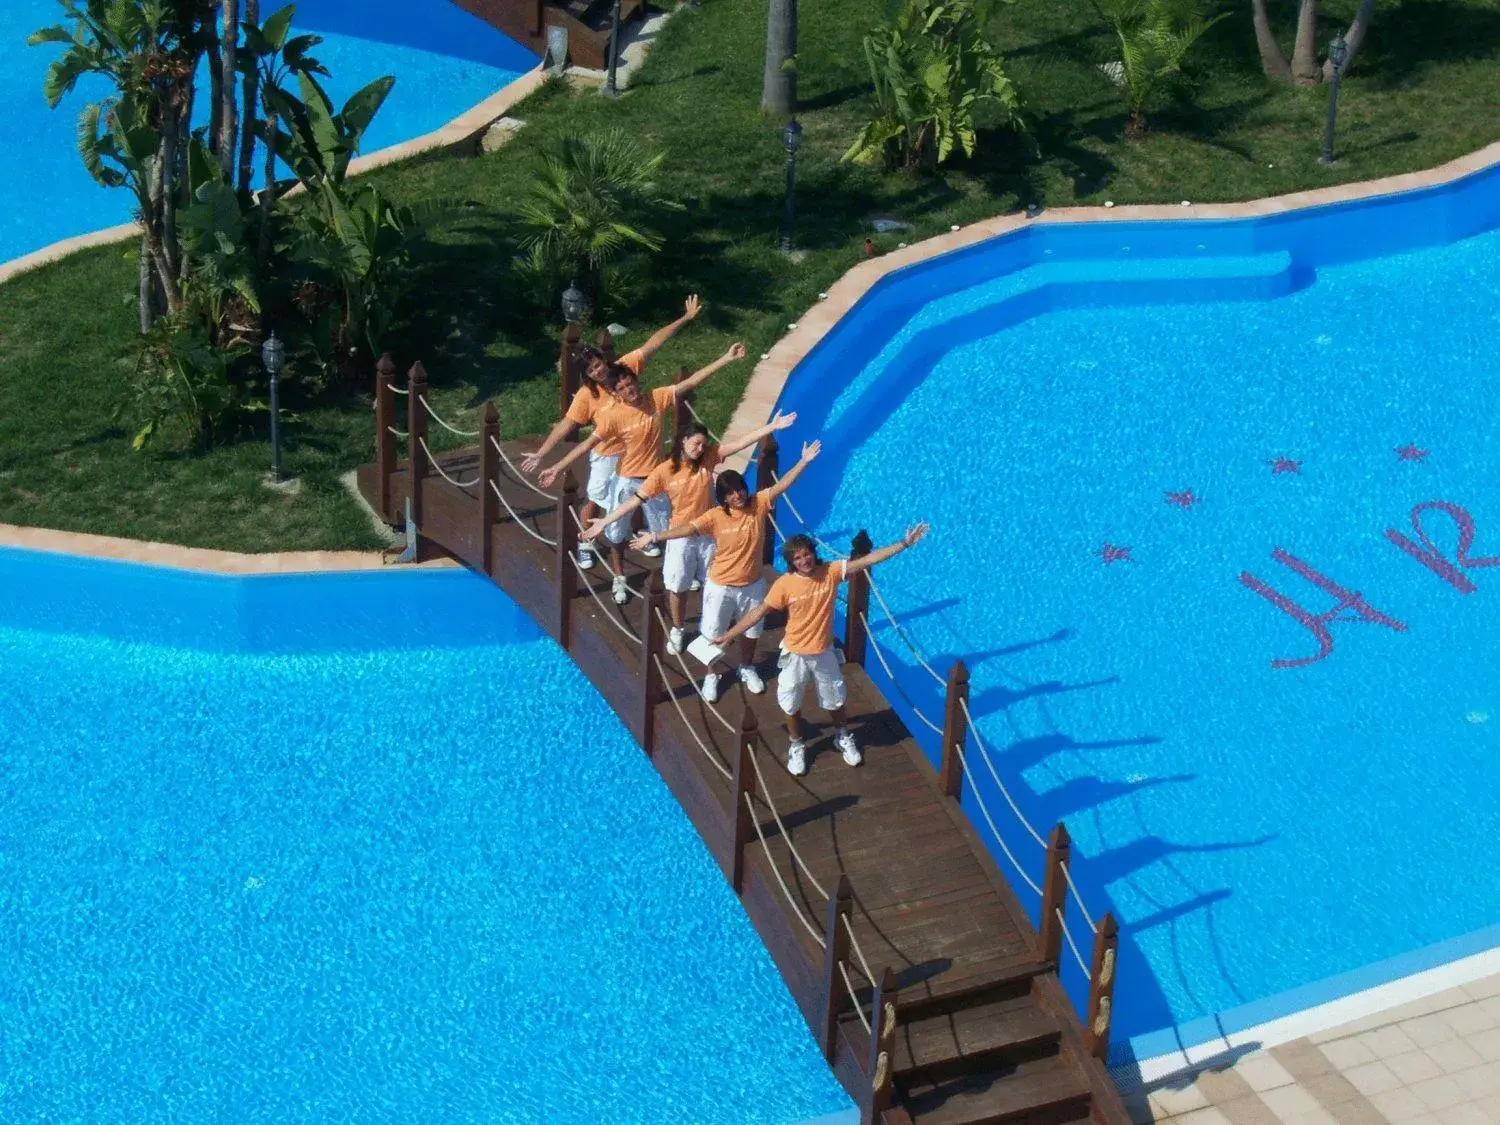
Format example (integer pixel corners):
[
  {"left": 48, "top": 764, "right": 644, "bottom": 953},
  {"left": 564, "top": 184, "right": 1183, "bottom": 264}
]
[{"left": 2, "top": 0, "right": 1498, "bottom": 551}]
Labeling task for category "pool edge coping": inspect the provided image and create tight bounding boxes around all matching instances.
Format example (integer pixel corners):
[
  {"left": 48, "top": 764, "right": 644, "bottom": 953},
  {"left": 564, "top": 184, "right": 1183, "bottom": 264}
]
[
  {"left": 721, "top": 137, "right": 1500, "bottom": 469},
  {"left": 0, "top": 62, "right": 548, "bottom": 287}
]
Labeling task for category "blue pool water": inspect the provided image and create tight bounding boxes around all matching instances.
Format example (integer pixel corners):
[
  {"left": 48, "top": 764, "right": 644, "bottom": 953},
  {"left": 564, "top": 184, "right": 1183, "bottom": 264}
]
[
  {"left": 773, "top": 166, "right": 1500, "bottom": 1060},
  {"left": 1, "top": 0, "right": 534, "bottom": 265},
  {"left": 0, "top": 550, "right": 850, "bottom": 1122}
]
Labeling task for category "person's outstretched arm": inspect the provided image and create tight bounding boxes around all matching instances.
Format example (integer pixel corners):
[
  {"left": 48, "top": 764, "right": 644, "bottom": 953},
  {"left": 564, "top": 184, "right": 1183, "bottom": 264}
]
[
  {"left": 711, "top": 601, "right": 770, "bottom": 648},
  {"left": 637, "top": 294, "right": 702, "bottom": 362},
  {"left": 762, "top": 440, "right": 821, "bottom": 501},
  {"left": 672, "top": 342, "right": 746, "bottom": 397},
  {"left": 718, "top": 410, "right": 796, "bottom": 460},
  {"left": 630, "top": 521, "right": 695, "bottom": 551},
  {"left": 846, "top": 523, "right": 930, "bottom": 577},
  {"left": 538, "top": 432, "right": 601, "bottom": 489},
  {"left": 582, "top": 493, "right": 644, "bottom": 541},
  {"left": 521, "top": 417, "right": 579, "bottom": 474}
]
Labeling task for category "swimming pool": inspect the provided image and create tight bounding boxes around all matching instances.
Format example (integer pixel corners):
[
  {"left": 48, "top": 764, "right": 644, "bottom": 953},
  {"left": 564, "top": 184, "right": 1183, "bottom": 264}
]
[
  {"left": 1, "top": 0, "right": 534, "bottom": 266},
  {"left": 771, "top": 161, "right": 1500, "bottom": 1063},
  {"left": 0, "top": 549, "right": 851, "bottom": 1122}
]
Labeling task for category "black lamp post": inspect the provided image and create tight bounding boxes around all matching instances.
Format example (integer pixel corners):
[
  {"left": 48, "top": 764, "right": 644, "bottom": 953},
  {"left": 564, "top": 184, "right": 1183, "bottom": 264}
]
[
  {"left": 1319, "top": 34, "right": 1349, "bottom": 165},
  {"left": 561, "top": 279, "right": 588, "bottom": 325},
  {"left": 780, "top": 117, "right": 803, "bottom": 254},
  {"left": 261, "top": 331, "right": 286, "bottom": 483},
  {"left": 602, "top": 0, "right": 623, "bottom": 98}
]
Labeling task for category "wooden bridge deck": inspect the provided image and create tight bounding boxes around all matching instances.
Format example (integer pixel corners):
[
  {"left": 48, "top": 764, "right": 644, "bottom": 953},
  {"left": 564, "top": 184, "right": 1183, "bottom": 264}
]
[{"left": 357, "top": 438, "right": 1131, "bottom": 1125}]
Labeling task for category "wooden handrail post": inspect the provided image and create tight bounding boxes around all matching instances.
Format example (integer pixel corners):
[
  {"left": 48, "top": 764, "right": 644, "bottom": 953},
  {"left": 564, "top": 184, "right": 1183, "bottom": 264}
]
[
  {"left": 819, "top": 874, "right": 854, "bottom": 1061},
  {"left": 843, "top": 530, "right": 874, "bottom": 666},
  {"left": 558, "top": 324, "right": 580, "bottom": 419},
  {"left": 938, "top": 659, "right": 970, "bottom": 797},
  {"left": 407, "top": 361, "right": 429, "bottom": 544},
  {"left": 670, "top": 364, "right": 691, "bottom": 451},
  {"left": 755, "top": 434, "right": 780, "bottom": 564},
  {"left": 1039, "top": 822, "right": 1072, "bottom": 967},
  {"left": 479, "top": 402, "right": 499, "bottom": 574},
  {"left": 730, "top": 706, "right": 759, "bottom": 893},
  {"left": 595, "top": 328, "right": 616, "bottom": 364},
  {"left": 374, "top": 353, "right": 397, "bottom": 523},
  {"left": 555, "top": 470, "right": 579, "bottom": 650},
  {"left": 1085, "top": 911, "right": 1120, "bottom": 1061},
  {"left": 639, "top": 570, "right": 667, "bottom": 754},
  {"left": 863, "top": 967, "right": 899, "bottom": 1125}
]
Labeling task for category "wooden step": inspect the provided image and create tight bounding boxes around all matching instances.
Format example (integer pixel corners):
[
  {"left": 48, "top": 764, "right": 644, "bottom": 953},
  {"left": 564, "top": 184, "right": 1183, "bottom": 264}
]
[
  {"left": 896, "top": 959, "right": 1051, "bottom": 1023},
  {"left": 898, "top": 1053, "right": 1092, "bottom": 1125},
  {"left": 893, "top": 992, "right": 1063, "bottom": 1087}
]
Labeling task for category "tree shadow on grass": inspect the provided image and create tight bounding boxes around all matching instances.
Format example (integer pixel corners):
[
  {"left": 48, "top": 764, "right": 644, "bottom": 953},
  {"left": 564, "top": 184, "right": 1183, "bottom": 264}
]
[{"left": 1352, "top": 0, "right": 1500, "bottom": 90}]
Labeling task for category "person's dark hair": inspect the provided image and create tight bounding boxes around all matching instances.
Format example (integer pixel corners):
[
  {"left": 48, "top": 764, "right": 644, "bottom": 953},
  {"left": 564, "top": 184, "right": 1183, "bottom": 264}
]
[
  {"left": 578, "top": 346, "right": 607, "bottom": 396},
  {"left": 715, "top": 469, "right": 750, "bottom": 511},
  {"left": 670, "top": 422, "right": 712, "bottom": 473},
  {"left": 781, "top": 534, "right": 819, "bottom": 568},
  {"left": 608, "top": 363, "right": 637, "bottom": 392}
]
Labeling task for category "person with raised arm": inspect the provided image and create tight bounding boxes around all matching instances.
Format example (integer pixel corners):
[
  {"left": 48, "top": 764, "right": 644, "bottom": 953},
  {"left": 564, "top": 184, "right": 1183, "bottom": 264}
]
[
  {"left": 581, "top": 412, "right": 798, "bottom": 654},
  {"left": 634, "top": 440, "right": 822, "bottom": 703},
  {"left": 712, "top": 524, "right": 930, "bottom": 776},
  {"left": 520, "top": 294, "right": 703, "bottom": 570},
  {"left": 540, "top": 343, "right": 748, "bottom": 604}
]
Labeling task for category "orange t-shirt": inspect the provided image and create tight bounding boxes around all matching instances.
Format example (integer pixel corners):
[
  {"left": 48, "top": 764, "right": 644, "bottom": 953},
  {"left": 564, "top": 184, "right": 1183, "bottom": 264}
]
[
  {"left": 690, "top": 493, "right": 771, "bottom": 588},
  {"left": 594, "top": 385, "right": 674, "bottom": 479},
  {"left": 563, "top": 384, "right": 622, "bottom": 457},
  {"left": 639, "top": 448, "right": 722, "bottom": 529},
  {"left": 765, "top": 561, "right": 848, "bottom": 656}
]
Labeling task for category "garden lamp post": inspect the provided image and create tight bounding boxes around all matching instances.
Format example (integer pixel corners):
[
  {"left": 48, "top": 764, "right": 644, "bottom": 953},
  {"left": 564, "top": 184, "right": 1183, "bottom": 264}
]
[
  {"left": 602, "top": 0, "right": 623, "bottom": 98},
  {"left": 1320, "top": 34, "right": 1349, "bottom": 165},
  {"left": 561, "top": 280, "right": 588, "bottom": 325},
  {"left": 780, "top": 117, "right": 803, "bottom": 254},
  {"left": 262, "top": 331, "right": 287, "bottom": 483}
]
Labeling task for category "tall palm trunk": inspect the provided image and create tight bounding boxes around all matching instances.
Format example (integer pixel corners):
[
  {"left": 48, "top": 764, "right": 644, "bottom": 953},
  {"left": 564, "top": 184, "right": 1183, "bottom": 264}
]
[
  {"left": 218, "top": 0, "right": 239, "bottom": 180},
  {"left": 237, "top": 0, "right": 259, "bottom": 201},
  {"left": 159, "top": 102, "right": 180, "bottom": 280},
  {"left": 1290, "top": 0, "right": 1322, "bottom": 84},
  {"left": 207, "top": 34, "right": 223, "bottom": 157},
  {"left": 258, "top": 103, "right": 277, "bottom": 268},
  {"left": 1249, "top": 0, "right": 1292, "bottom": 80},
  {"left": 1324, "top": 0, "right": 1377, "bottom": 78},
  {"left": 761, "top": 0, "right": 797, "bottom": 114},
  {"left": 138, "top": 232, "right": 155, "bottom": 333}
]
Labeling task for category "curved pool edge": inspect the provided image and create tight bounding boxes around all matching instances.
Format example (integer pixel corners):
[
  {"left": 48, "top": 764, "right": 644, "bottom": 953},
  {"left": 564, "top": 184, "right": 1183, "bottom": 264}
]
[
  {"left": 0, "top": 63, "right": 546, "bottom": 288},
  {"left": 720, "top": 137, "right": 1500, "bottom": 470}
]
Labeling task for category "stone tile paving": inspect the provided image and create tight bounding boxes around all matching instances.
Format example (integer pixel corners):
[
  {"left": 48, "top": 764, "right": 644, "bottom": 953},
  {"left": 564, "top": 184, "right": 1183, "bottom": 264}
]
[{"left": 1124, "top": 976, "right": 1500, "bottom": 1125}]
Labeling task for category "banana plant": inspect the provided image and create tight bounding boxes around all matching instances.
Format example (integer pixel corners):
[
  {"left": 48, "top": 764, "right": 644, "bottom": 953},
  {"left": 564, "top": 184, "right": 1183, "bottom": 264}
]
[{"left": 1093, "top": 0, "right": 1226, "bottom": 139}]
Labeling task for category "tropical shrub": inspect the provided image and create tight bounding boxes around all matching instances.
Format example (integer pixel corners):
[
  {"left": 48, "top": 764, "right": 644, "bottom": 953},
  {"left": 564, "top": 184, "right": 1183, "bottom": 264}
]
[
  {"left": 1093, "top": 0, "right": 1225, "bottom": 139},
  {"left": 843, "top": 0, "right": 1024, "bottom": 172}
]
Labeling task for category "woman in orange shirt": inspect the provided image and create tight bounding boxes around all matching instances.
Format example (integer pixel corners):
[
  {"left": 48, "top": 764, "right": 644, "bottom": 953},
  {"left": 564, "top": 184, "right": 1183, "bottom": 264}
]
[
  {"left": 639, "top": 440, "right": 821, "bottom": 703},
  {"left": 712, "top": 524, "right": 929, "bottom": 776}
]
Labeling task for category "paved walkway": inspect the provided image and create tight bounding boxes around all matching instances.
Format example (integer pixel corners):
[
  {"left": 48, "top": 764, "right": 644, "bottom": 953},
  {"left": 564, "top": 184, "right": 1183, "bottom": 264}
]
[{"left": 1129, "top": 977, "right": 1500, "bottom": 1125}]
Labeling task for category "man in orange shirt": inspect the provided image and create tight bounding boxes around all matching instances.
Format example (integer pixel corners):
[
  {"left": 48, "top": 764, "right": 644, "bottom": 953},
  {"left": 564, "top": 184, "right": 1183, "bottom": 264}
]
[
  {"left": 580, "top": 412, "right": 797, "bottom": 653},
  {"left": 639, "top": 440, "right": 821, "bottom": 702},
  {"left": 521, "top": 294, "right": 703, "bottom": 569},
  {"left": 712, "top": 524, "right": 929, "bottom": 776},
  {"left": 540, "top": 343, "right": 747, "bottom": 603}
]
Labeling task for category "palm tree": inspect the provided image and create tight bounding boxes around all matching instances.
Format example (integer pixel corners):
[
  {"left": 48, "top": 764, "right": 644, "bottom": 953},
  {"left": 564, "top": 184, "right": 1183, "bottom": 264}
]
[
  {"left": 1250, "top": 0, "right": 1379, "bottom": 85},
  {"left": 218, "top": 0, "right": 238, "bottom": 179},
  {"left": 761, "top": 0, "right": 797, "bottom": 114},
  {"left": 1094, "top": 0, "right": 1225, "bottom": 139},
  {"left": 518, "top": 130, "right": 678, "bottom": 307}
]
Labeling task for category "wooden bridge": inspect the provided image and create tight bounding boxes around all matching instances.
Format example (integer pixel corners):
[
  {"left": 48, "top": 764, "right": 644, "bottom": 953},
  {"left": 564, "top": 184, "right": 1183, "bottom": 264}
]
[{"left": 356, "top": 347, "right": 1134, "bottom": 1125}]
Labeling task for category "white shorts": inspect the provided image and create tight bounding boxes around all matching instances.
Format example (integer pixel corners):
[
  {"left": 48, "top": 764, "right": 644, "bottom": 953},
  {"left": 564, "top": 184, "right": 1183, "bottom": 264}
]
[
  {"left": 701, "top": 578, "right": 768, "bottom": 641},
  {"left": 586, "top": 450, "right": 621, "bottom": 506},
  {"left": 776, "top": 648, "right": 848, "bottom": 715},
  {"left": 605, "top": 476, "right": 671, "bottom": 545},
  {"left": 663, "top": 534, "right": 715, "bottom": 594}
]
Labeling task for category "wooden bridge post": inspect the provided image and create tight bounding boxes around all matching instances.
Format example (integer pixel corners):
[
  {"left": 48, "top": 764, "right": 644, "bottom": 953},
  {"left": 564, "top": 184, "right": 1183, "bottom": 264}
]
[
  {"left": 938, "top": 660, "right": 970, "bottom": 797},
  {"left": 1039, "top": 823, "right": 1072, "bottom": 968},
  {"left": 755, "top": 434, "right": 780, "bottom": 564},
  {"left": 863, "top": 967, "right": 899, "bottom": 1125},
  {"left": 843, "top": 530, "right": 874, "bottom": 667},
  {"left": 730, "top": 707, "right": 760, "bottom": 893},
  {"left": 819, "top": 874, "right": 854, "bottom": 1061},
  {"left": 555, "top": 470, "right": 579, "bottom": 650},
  {"left": 374, "top": 354, "right": 397, "bottom": 523},
  {"left": 639, "top": 570, "right": 667, "bottom": 754},
  {"left": 558, "top": 324, "right": 580, "bottom": 419},
  {"left": 407, "top": 361, "right": 429, "bottom": 544},
  {"left": 595, "top": 328, "right": 616, "bottom": 364},
  {"left": 479, "top": 402, "right": 499, "bottom": 574},
  {"left": 1085, "top": 912, "right": 1119, "bottom": 1061},
  {"left": 670, "top": 365, "right": 691, "bottom": 451}
]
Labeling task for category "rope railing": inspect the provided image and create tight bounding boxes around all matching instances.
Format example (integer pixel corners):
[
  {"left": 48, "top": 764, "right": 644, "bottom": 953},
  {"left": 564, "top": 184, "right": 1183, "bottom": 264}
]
[
  {"left": 958, "top": 696, "right": 1049, "bottom": 850},
  {"left": 867, "top": 574, "right": 947, "bottom": 688},
  {"left": 491, "top": 434, "right": 559, "bottom": 501},
  {"left": 745, "top": 792, "right": 826, "bottom": 947},
  {"left": 949, "top": 736, "right": 1044, "bottom": 896},
  {"left": 842, "top": 913, "right": 878, "bottom": 986},
  {"left": 419, "top": 394, "right": 480, "bottom": 439},
  {"left": 387, "top": 425, "right": 408, "bottom": 439},
  {"left": 1057, "top": 907, "right": 1092, "bottom": 977},
  {"left": 746, "top": 737, "right": 831, "bottom": 901},
  {"left": 565, "top": 545, "right": 640, "bottom": 642},
  {"left": 860, "top": 612, "right": 944, "bottom": 735},
  {"left": 839, "top": 960, "right": 873, "bottom": 1034},
  {"left": 653, "top": 607, "right": 738, "bottom": 734},
  {"left": 389, "top": 383, "right": 409, "bottom": 395},
  {"left": 489, "top": 480, "right": 557, "bottom": 547},
  {"left": 1062, "top": 864, "right": 1099, "bottom": 932},
  {"left": 418, "top": 437, "right": 480, "bottom": 489},
  {"left": 652, "top": 654, "right": 733, "bottom": 780}
]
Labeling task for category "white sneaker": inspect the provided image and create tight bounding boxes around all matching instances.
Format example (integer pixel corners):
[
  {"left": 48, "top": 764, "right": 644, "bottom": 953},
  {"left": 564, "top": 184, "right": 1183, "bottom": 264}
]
[
  {"left": 576, "top": 545, "right": 596, "bottom": 570},
  {"left": 835, "top": 729, "right": 862, "bottom": 767},
  {"left": 702, "top": 673, "right": 721, "bottom": 703},
  {"left": 667, "top": 626, "right": 685, "bottom": 655},
  {"left": 611, "top": 575, "right": 629, "bottom": 605},
  {"left": 689, "top": 579, "right": 702, "bottom": 591},
  {"left": 738, "top": 665, "right": 765, "bottom": 694},
  {"left": 641, "top": 541, "right": 663, "bottom": 558},
  {"left": 787, "top": 740, "right": 808, "bottom": 777}
]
